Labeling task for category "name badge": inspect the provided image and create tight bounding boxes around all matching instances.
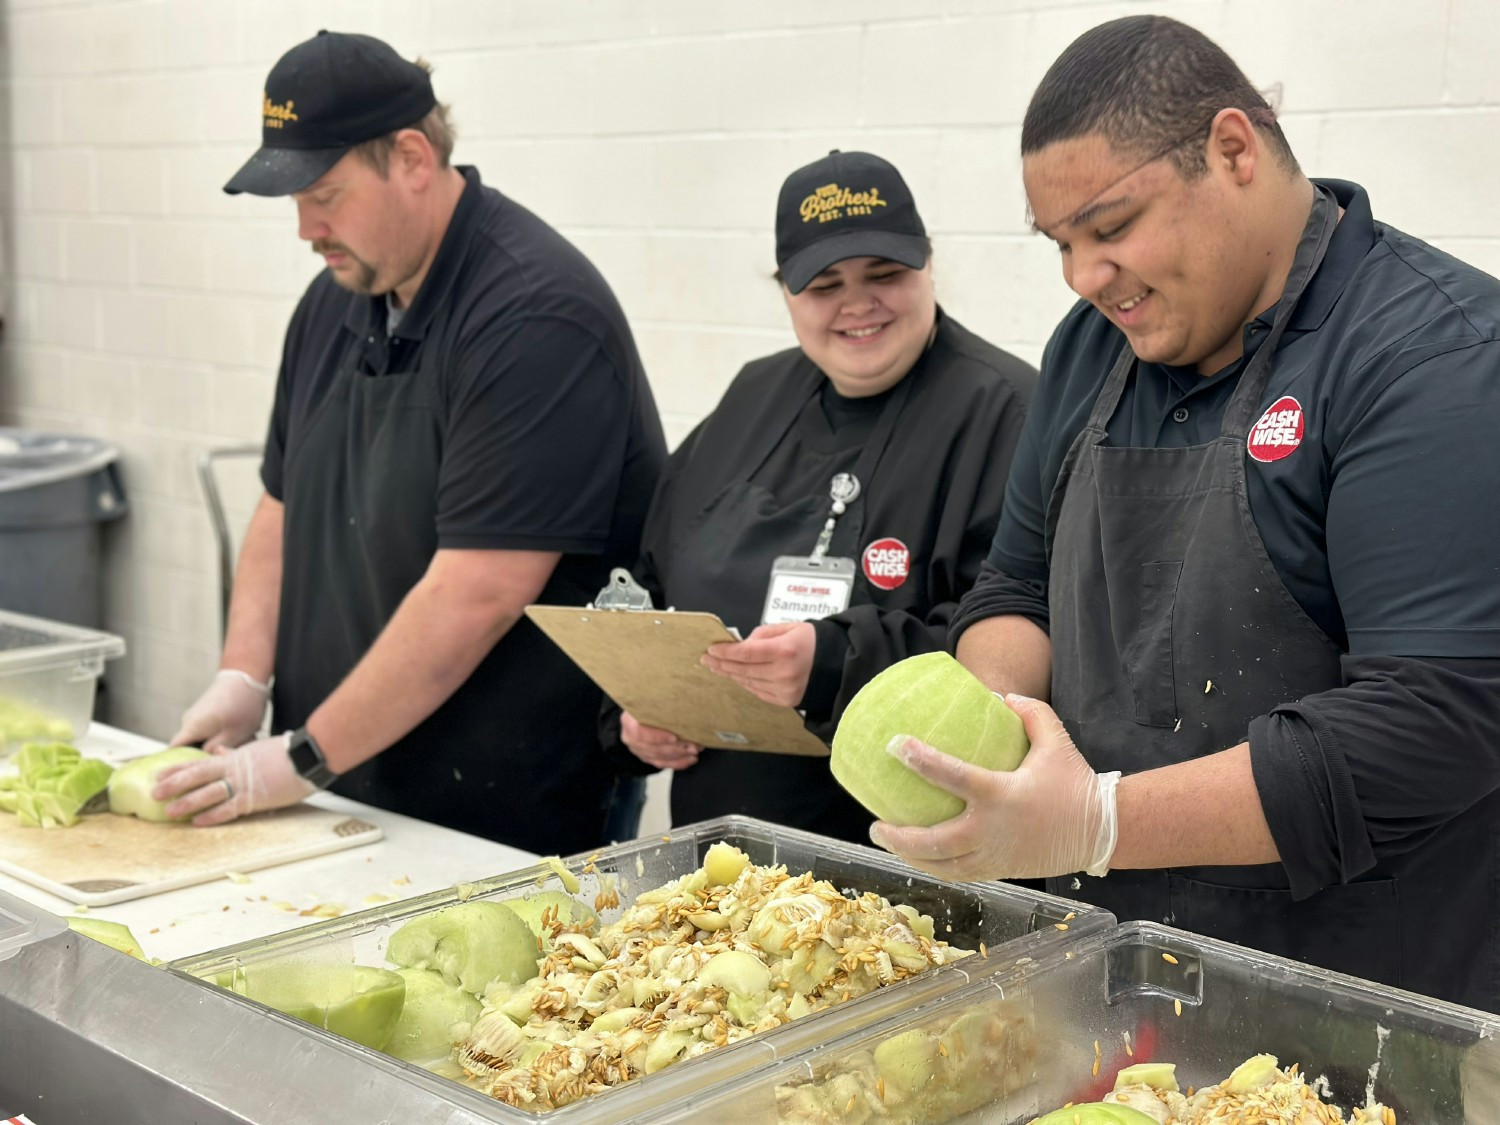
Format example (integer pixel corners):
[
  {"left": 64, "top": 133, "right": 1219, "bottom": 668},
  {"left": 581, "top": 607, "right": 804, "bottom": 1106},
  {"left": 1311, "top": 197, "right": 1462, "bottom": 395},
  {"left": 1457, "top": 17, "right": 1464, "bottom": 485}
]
[{"left": 762, "top": 555, "right": 856, "bottom": 625}]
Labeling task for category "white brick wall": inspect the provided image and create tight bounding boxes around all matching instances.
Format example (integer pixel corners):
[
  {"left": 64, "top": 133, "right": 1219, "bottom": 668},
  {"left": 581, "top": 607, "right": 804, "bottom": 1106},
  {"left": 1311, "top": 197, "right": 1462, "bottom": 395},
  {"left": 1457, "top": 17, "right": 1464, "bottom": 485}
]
[{"left": 0, "top": 0, "right": 1494, "bottom": 755}]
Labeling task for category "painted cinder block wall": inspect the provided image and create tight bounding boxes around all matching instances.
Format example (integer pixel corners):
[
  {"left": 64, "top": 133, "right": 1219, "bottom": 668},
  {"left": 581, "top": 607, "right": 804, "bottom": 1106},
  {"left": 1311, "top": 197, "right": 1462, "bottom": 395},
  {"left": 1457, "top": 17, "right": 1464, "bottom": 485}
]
[{"left": 0, "top": 0, "right": 1492, "bottom": 764}]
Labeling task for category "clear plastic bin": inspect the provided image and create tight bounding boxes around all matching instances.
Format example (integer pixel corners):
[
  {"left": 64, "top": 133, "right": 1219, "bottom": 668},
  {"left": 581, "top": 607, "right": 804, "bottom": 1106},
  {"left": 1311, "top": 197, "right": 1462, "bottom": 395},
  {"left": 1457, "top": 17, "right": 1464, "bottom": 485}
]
[
  {"left": 167, "top": 816, "right": 1113, "bottom": 1123},
  {"left": 0, "top": 608, "right": 125, "bottom": 755},
  {"left": 652, "top": 918, "right": 1500, "bottom": 1123},
  {"left": 0, "top": 888, "right": 66, "bottom": 963}
]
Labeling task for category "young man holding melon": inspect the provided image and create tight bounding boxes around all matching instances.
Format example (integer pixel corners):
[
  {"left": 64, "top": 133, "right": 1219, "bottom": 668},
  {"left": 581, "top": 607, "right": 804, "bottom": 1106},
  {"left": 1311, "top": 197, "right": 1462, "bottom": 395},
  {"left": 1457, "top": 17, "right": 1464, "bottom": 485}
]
[{"left": 859, "top": 17, "right": 1500, "bottom": 1013}]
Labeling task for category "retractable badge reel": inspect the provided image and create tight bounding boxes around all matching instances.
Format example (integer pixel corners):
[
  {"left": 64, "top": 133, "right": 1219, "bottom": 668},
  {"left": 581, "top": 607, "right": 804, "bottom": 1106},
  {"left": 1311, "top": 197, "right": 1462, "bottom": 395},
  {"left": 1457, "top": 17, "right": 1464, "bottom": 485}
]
[{"left": 761, "top": 472, "right": 859, "bottom": 625}]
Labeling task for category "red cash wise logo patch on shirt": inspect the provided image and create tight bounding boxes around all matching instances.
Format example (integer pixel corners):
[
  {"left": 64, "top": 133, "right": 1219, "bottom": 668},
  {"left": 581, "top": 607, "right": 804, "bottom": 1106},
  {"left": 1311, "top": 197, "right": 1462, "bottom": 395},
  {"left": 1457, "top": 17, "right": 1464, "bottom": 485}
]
[
  {"left": 862, "top": 537, "right": 910, "bottom": 590},
  {"left": 1247, "top": 395, "right": 1305, "bottom": 463}
]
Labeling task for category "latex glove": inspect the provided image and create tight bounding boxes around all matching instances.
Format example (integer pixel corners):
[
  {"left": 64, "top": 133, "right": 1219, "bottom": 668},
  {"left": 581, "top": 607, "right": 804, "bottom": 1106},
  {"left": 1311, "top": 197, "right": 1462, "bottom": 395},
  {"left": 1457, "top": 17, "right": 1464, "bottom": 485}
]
[
  {"left": 170, "top": 669, "right": 270, "bottom": 751},
  {"left": 153, "top": 732, "right": 315, "bottom": 827},
  {"left": 701, "top": 621, "right": 816, "bottom": 707},
  {"left": 621, "top": 712, "right": 701, "bottom": 771},
  {"left": 868, "top": 693, "right": 1122, "bottom": 882}
]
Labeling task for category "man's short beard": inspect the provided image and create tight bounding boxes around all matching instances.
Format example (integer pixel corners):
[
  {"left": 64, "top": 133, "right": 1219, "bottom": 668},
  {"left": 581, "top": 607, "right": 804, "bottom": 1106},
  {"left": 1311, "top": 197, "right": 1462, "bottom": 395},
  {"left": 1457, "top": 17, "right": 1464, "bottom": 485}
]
[
  {"left": 330, "top": 260, "right": 379, "bottom": 295},
  {"left": 313, "top": 241, "right": 380, "bottom": 295}
]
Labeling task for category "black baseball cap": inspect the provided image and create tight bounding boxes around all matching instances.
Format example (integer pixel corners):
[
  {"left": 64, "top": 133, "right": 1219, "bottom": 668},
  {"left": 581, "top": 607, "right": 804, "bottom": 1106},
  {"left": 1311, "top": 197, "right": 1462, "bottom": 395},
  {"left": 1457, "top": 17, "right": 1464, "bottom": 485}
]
[
  {"left": 774, "top": 150, "right": 929, "bottom": 294},
  {"left": 223, "top": 31, "right": 437, "bottom": 197}
]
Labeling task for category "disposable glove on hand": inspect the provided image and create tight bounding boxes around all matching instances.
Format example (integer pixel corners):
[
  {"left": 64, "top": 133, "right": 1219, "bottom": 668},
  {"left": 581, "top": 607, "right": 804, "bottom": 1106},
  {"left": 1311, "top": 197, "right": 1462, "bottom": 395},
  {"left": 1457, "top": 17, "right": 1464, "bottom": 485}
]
[
  {"left": 868, "top": 693, "right": 1121, "bottom": 883},
  {"left": 170, "top": 669, "right": 270, "bottom": 751},
  {"left": 621, "top": 712, "right": 701, "bottom": 771},
  {"left": 153, "top": 732, "right": 316, "bottom": 827},
  {"left": 701, "top": 622, "right": 816, "bottom": 707}
]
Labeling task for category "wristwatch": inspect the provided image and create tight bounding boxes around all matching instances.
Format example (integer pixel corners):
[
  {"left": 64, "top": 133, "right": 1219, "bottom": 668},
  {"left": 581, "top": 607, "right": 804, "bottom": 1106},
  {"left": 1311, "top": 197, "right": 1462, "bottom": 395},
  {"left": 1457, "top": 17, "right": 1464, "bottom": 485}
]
[{"left": 287, "top": 726, "right": 338, "bottom": 789}]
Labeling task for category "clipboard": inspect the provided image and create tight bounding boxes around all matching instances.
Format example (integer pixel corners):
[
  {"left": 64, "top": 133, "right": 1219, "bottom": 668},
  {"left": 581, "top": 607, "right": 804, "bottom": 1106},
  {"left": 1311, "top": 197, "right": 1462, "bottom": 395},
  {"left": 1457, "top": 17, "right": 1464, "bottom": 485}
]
[{"left": 525, "top": 570, "right": 830, "bottom": 757}]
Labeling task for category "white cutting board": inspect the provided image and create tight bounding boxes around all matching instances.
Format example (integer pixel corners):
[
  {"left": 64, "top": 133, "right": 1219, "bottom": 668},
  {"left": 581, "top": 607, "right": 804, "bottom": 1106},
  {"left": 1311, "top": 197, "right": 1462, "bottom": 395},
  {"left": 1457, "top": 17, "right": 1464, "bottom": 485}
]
[
  {"left": 0, "top": 803, "right": 382, "bottom": 906},
  {"left": 0, "top": 731, "right": 382, "bottom": 905}
]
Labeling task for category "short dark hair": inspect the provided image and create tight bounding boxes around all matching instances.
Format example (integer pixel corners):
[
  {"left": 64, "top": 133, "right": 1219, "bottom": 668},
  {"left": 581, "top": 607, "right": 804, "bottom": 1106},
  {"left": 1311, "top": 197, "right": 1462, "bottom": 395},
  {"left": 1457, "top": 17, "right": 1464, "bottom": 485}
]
[
  {"left": 1021, "top": 16, "right": 1297, "bottom": 177},
  {"left": 350, "top": 60, "right": 456, "bottom": 175}
]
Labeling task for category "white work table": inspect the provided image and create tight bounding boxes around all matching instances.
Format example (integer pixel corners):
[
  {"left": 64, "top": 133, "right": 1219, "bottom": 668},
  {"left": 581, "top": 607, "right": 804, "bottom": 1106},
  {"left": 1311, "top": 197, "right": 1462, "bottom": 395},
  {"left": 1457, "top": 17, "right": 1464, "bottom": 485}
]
[{"left": 0, "top": 723, "right": 540, "bottom": 963}]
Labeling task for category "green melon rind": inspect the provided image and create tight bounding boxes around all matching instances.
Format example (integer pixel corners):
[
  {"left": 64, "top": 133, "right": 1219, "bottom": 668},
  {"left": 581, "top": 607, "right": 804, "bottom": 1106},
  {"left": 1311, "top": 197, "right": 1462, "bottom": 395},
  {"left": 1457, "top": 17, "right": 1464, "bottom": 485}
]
[{"left": 830, "top": 652, "right": 1028, "bottom": 826}]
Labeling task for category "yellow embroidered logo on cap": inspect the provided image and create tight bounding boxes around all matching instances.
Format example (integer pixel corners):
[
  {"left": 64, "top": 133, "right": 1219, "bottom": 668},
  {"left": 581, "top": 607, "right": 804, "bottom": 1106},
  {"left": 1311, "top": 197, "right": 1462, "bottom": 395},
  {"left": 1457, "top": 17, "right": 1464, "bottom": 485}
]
[
  {"left": 263, "top": 94, "right": 299, "bottom": 130},
  {"left": 800, "top": 183, "right": 888, "bottom": 224}
]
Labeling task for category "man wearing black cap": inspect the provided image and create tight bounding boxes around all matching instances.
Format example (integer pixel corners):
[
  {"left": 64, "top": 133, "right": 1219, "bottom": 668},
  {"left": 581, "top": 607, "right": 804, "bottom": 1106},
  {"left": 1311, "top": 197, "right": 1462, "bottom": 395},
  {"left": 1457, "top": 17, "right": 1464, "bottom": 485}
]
[
  {"left": 602, "top": 150, "right": 1035, "bottom": 844},
  {"left": 156, "top": 31, "right": 667, "bottom": 855}
]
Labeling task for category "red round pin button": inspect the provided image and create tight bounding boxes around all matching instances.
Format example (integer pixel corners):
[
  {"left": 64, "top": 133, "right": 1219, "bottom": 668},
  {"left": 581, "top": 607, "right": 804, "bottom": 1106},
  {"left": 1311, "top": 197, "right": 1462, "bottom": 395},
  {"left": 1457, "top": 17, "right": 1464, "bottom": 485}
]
[{"left": 862, "top": 537, "right": 910, "bottom": 590}]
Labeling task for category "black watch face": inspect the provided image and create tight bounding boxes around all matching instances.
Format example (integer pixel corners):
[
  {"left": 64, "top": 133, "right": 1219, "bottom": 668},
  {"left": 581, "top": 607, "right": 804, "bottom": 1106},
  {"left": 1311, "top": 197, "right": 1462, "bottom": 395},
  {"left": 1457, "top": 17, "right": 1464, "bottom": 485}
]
[
  {"left": 289, "top": 734, "right": 327, "bottom": 782},
  {"left": 289, "top": 736, "right": 314, "bottom": 772}
]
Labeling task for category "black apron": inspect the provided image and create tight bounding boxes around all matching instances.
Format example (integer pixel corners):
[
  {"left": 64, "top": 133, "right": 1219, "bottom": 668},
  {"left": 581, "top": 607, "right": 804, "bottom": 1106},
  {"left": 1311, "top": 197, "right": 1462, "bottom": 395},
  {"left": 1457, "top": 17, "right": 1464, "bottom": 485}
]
[
  {"left": 665, "top": 371, "right": 914, "bottom": 843},
  {"left": 1043, "top": 189, "right": 1431, "bottom": 989},
  {"left": 273, "top": 327, "right": 613, "bottom": 855}
]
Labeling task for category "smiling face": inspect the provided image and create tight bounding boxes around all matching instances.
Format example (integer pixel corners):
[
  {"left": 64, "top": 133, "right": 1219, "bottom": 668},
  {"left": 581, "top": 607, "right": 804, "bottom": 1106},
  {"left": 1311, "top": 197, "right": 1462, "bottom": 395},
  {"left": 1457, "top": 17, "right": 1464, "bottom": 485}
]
[
  {"left": 293, "top": 150, "right": 428, "bottom": 301},
  {"left": 1025, "top": 128, "right": 1266, "bottom": 375},
  {"left": 783, "top": 257, "right": 937, "bottom": 397}
]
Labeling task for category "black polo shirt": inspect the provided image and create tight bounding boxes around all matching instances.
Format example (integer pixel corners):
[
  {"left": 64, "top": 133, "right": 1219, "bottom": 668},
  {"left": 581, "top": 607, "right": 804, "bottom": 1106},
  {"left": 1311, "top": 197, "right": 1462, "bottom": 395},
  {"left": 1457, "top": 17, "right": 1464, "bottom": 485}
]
[
  {"left": 261, "top": 167, "right": 666, "bottom": 854},
  {"left": 953, "top": 180, "right": 1500, "bottom": 902}
]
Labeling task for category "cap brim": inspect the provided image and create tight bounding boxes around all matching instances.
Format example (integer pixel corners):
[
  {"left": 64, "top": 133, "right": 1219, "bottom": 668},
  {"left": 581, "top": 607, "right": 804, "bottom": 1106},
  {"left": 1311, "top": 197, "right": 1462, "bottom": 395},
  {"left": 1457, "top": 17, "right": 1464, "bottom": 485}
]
[
  {"left": 223, "top": 145, "right": 350, "bottom": 197},
  {"left": 780, "top": 230, "right": 930, "bottom": 294}
]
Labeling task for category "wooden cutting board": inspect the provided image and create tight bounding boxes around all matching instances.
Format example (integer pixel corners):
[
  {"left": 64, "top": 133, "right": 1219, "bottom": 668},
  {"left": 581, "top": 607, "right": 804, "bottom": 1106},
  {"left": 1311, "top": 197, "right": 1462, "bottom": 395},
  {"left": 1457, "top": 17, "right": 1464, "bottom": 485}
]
[{"left": 0, "top": 804, "right": 382, "bottom": 906}]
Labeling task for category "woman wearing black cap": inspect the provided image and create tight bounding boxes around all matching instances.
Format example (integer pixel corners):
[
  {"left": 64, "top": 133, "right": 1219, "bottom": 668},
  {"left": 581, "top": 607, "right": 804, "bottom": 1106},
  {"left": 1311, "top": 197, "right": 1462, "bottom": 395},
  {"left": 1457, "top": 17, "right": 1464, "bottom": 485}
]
[{"left": 603, "top": 151, "right": 1037, "bottom": 843}]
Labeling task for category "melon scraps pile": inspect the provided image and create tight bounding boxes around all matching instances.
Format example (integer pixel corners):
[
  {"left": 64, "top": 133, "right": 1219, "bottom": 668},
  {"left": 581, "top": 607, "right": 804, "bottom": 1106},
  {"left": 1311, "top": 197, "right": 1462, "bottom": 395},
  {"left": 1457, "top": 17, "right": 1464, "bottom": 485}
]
[{"left": 449, "top": 842, "right": 974, "bottom": 1110}]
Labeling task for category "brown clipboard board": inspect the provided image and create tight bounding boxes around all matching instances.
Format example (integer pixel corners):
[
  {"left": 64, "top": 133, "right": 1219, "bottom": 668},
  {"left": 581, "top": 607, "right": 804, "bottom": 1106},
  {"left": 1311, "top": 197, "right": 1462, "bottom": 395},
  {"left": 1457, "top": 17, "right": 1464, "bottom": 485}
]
[{"left": 525, "top": 604, "right": 831, "bottom": 757}]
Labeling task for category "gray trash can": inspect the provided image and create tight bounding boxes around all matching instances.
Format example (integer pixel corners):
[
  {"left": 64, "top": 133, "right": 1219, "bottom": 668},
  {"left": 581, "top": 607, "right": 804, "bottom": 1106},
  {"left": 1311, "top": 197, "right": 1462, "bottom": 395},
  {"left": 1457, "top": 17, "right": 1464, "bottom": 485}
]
[{"left": 0, "top": 428, "right": 128, "bottom": 629}]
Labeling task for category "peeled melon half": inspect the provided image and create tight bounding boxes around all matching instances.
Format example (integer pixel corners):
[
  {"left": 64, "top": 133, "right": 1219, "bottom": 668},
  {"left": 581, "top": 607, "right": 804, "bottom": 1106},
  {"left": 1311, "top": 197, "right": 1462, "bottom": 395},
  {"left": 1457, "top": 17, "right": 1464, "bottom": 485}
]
[
  {"left": 386, "top": 901, "right": 539, "bottom": 995},
  {"left": 227, "top": 963, "right": 407, "bottom": 1051},
  {"left": 384, "top": 967, "right": 482, "bottom": 1061},
  {"left": 107, "top": 746, "right": 210, "bottom": 821},
  {"left": 831, "top": 652, "right": 1029, "bottom": 826}
]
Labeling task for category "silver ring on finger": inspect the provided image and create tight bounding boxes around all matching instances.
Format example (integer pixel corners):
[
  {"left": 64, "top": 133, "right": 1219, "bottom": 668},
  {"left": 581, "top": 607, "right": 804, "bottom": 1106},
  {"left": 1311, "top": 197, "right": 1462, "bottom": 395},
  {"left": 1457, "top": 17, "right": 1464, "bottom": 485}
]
[{"left": 220, "top": 777, "right": 235, "bottom": 803}]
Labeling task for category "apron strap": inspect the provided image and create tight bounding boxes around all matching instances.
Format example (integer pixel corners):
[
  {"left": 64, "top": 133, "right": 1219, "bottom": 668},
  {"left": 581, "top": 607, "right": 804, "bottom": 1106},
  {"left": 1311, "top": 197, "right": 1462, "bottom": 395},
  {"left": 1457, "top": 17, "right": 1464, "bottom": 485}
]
[{"left": 1221, "top": 185, "right": 1339, "bottom": 435}]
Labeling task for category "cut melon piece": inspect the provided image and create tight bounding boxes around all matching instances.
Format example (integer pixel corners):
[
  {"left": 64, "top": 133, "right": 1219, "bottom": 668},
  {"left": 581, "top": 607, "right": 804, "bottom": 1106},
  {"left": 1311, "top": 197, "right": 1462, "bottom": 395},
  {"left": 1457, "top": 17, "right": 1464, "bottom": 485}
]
[
  {"left": 499, "top": 890, "right": 598, "bottom": 939},
  {"left": 386, "top": 901, "right": 539, "bottom": 995},
  {"left": 1031, "top": 1104, "right": 1161, "bottom": 1125},
  {"left": 107, "top": 746, "right": 210, "bottom": 821},
  {"left": 875, "top": 1029, "right": 941, "bottom": 1100},
  {"left": 1225, "top": 1053, "right": 1279, "bottom": 1092},
  {"left": 67, "top": 917, "right": 146, "bottom": 960},
  {"left": 226, "top": 963, "right": 406, "bottom": 1051},
  {"left": 703, "top": 841, "right": 751, "bottom": 886},
  {"left": 831, "top": 652, "right": 1029, "bottom": 826},
  {"left": 384, "top": 967, "right": 482, "bottom": 1062},
  {"left": 697, "top": 949, "right": 772, "bottom": 996},
  {"left": 1115, "top": 1061, "right": 1179, "bottom": 1092}
]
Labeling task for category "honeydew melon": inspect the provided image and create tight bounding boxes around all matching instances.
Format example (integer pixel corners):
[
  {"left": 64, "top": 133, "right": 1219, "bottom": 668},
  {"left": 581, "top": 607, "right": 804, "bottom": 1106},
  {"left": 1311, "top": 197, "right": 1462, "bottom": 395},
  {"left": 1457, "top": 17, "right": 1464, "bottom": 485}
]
[
  {"left": 703, "top": 841, "right": 750, "bottom": 886},
  {"left": 874, "top": 1029, "right": 940, "bottom": 1100},
  {"left": 0, "top": 700, "right": 73, "bottom": 746},
  {"left": 107, "top": 746, "right": 210, "bottom": 822},
  {"left": 831, "top": 652, "right": 1029, "bottom": 826},
  {"left": 384, "top": 967, "right": 482, "bottom": 1061},
  {"left": 1115, "top": 1061, "right": 1179, "bottom": 1092},
  {"left": 67, "top": 917, "right": 146, "bottom": 959},
  {"left": 697, "top": 949, "right": 772, "bottom": 996},
  {"left": 6, "top": 746, "right": 113, "bottom": 828},
  {"left": 499, "top": 890, "right": 598, "bottom": 939},
  {"left": 227, "top": 963, "right": 407, "bottom": 1051},
  {"left": 386, "top": 901, "right": 539, "bottom": 995}
]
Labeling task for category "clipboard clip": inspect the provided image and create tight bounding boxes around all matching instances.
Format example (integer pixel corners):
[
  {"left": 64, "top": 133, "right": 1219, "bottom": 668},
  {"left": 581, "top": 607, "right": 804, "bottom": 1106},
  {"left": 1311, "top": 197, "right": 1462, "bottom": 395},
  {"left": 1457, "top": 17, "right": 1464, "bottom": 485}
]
[{"left": 591, "top": 568, "right": 655, "bottom": 611}]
